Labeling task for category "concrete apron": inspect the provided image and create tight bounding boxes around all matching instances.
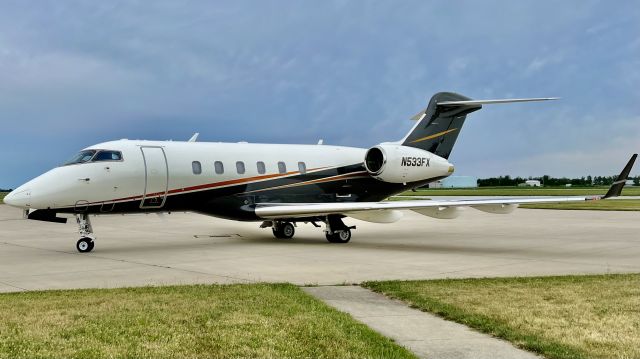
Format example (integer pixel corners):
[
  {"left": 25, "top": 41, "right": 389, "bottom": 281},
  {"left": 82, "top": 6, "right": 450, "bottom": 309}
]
[{"left": 303, "top": 286, "right": 541, "bottom": 359}]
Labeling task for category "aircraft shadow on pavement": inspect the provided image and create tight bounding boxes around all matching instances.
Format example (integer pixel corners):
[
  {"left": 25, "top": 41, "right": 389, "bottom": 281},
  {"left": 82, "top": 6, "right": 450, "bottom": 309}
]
[{"left": 87, "top": 231, "right": 582, "bottom": 259}]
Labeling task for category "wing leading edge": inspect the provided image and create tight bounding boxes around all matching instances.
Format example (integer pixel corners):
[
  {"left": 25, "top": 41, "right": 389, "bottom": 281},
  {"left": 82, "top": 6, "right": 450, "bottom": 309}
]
[{"left": 255, "top": 154, "right": 637, "bottom": 219}]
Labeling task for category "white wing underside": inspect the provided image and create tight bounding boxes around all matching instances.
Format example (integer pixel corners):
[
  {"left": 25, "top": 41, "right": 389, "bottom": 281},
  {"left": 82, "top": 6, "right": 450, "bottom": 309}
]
[{"left": 255, "top": 196, "right": 597, "bottom": 219}]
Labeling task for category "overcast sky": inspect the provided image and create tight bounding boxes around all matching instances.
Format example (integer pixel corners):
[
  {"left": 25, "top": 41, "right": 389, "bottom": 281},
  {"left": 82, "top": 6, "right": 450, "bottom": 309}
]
[{"left": 1, "top": 1, "right": 639, "bottom": 188}]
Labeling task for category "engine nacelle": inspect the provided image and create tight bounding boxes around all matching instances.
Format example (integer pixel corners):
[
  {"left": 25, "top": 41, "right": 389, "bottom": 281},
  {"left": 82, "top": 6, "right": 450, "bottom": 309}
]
[{"left": 364, "top": 144, "right": 454, "bottom": 183}]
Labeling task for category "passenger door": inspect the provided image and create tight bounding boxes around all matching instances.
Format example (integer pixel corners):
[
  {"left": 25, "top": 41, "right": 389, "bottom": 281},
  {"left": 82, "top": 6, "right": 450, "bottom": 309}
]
[{"left": 140, "top": 146, "right": 168, "bottom": 209}]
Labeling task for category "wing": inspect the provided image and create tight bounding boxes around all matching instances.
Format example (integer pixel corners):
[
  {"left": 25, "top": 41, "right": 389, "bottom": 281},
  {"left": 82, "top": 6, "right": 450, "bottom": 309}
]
[
  {"left": 256, "top": 196, "right": 593, "bottom": 219},
  {"left": 255, "top": 154, "right": 637, "bottom": 220}
]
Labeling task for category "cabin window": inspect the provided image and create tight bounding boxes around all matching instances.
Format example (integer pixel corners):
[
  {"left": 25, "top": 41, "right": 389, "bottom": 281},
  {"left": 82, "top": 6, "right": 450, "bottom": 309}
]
[
  {"left": 192, "top": 161, "right": 202, "bottom": 175},
  {"left": 93, "top": 150, "right": 123, "bottom": 162},
  {"left": 214, "top": 161, "right": 224, "bottom": 174},
  {"left": 298, "top": 162, "right": 306, "bottom": 174},
  {"left": 236, "top": 161, "right": 245, "bottom": 175},
  {"left": 257, "top": 161, "right": 266, "bottom": 174},
  {"left": 278, "top": 161, "right": 287, "bottom": 174},
  {"left": 63, "top": 150, "right": 96, "bottom": 165}
]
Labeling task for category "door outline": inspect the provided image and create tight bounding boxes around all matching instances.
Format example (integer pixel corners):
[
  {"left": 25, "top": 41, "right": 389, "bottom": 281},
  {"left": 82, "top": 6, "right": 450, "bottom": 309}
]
[
  {"left": 140, "top": 146, "right": 169, "bottom": 209},
  {"left": 74, "top": 200, "right": 89, "bottom": 213}
]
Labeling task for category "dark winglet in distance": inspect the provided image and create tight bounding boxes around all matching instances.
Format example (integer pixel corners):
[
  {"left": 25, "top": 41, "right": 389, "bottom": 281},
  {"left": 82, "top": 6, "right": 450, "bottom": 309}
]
[{"left": 603, "top": 154, "right": 637, "bottom": 199}]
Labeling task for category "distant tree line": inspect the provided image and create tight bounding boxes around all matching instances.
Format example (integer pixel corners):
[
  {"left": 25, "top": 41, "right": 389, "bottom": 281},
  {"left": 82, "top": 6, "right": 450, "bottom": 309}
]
[
  {"left": 0, "top": 188, "right": 12, "bottom": 192},
  {"left": 478, "top": 175, "right": 640, "bottom": 187}
]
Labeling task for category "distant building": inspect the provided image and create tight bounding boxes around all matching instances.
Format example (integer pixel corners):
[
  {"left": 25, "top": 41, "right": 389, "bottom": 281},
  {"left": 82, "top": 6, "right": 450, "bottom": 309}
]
[
  {"left": 524, "top": 180, "right": 541, "bottom": 187},
  {"left": 429, "top": 176, "right": 478, "bottom": 188},
  {"left": 625, "top": 180, "right": 634, "bottom": 187}
]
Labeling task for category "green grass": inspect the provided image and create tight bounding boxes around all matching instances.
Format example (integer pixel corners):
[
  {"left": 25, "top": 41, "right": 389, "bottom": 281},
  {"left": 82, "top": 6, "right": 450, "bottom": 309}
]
[
  {"left": 521, "top": 199, "right": 640, "bottom": 211},
  {"left": 399, "top": 186, "right": 640, "bottom": 197},
  {"left": 364, "top": 274, "right": 640, "bottom": 359},
  {"left": 395, "top": 187, "right": 640, "bottom": 211},
  {"left": 0, "top": 283, "right": 415, "bottom": 359},
  {"left": 0, "top": 192, "right": 6, "bottom": 204}
]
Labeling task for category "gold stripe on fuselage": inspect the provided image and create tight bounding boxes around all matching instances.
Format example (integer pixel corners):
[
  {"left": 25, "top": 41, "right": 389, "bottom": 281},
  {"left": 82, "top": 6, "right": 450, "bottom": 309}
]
[{"left": 240, "top": 171, "right": 369, "bottom": 194}]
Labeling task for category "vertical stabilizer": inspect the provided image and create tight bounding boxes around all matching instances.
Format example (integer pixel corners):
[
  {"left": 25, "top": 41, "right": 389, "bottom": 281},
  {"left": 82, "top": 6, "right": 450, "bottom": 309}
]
[{"left": 402, "top": 92, "right": 481, "bottom": 159}]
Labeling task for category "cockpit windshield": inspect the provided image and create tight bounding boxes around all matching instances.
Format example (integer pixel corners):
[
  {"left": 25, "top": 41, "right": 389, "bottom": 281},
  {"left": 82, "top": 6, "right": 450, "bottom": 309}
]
[
  {"left": 63, "top": 150, "right": 97, "bottom": 165},
  {"left": 62, "top": 150, "right": 123, "bottom": 166}
]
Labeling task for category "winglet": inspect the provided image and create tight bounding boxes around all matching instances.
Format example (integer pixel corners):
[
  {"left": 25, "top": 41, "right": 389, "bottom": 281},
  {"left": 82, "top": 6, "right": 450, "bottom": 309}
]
[
  {"left": 188, "top": 133, "right": 199, "bottom": 142},
  {"left": 603, "top": 154, "right": 637, "bottom": 199}
]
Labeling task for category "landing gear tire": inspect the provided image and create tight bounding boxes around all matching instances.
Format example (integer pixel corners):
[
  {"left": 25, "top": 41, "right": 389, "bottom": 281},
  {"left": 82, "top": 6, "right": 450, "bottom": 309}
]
[
  {"left": 76, "top": 237, "right": 94, "bottom": 253},
  {"left": 326, "top": 229, "right": 351, "bottom": 243},
  {"left": 273, "top": 222, "right": 295, "bottom": 239}
]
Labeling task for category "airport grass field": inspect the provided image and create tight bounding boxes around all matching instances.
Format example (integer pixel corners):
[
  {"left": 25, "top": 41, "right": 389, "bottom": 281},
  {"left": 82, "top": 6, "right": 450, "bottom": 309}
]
[
  {"left": 521, "top": 199, "right": 640, "bottom": 211},
  {"left": 397, "top": 187, "right": 640, "bottom": 211},
  {"left": 365, "top": 274, "right": 640, "bottom": 359},
  {"left": 390, "top": 196, "right": 640, "bottom": 210},
  {"left": 0, "top": 283, "right": 414, "bottom": 359},
  {"left": 400, "top": 186, "right": 640, "bottom": 197},
  {"left": 0, "top": 192, "right": 6, "bottom": 203}
]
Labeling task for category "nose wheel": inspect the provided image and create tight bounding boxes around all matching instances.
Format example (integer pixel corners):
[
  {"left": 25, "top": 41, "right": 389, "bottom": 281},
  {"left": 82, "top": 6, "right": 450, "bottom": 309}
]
[
  {"left": 75, "top": 214, "right": 96, "bottom": 253},
  {"left": 76, "top": 237, "right": 95, "bottom": 253}
]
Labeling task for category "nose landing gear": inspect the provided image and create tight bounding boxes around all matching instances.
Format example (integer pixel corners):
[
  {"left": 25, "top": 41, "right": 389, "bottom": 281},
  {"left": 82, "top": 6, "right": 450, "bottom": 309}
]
[
  {"left": 76, "top": 237, "right": 94, "bottom": 252},
  {"left": 75, "top": 214, "right": 95, "bottom": 253}
]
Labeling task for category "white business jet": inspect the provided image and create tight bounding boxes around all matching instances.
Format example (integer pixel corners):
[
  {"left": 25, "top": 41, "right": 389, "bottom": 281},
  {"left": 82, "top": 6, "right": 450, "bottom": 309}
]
[{"left": 4, "top": 92, "right": 636, "bottom": 252}]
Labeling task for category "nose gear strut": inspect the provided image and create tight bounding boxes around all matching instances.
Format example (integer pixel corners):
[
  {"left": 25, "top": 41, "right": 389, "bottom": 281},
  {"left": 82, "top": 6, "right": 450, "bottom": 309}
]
[{"left": 75, "top": 213, "right": 95, "bottom": 253}]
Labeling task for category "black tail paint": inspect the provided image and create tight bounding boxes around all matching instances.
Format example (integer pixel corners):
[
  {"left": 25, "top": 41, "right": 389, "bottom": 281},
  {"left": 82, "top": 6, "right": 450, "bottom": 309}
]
[{"left": 402, "top": 92, "right": 481, "bottom": 159}]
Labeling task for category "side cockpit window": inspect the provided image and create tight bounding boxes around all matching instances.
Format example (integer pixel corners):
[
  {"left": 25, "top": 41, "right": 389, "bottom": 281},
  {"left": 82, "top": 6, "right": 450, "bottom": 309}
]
[
  {"left": 63, "top": 150, "right": 97, "bottom": 165},
  {"left": 93, "top": 150, "right": 123, "bottom": 162}
]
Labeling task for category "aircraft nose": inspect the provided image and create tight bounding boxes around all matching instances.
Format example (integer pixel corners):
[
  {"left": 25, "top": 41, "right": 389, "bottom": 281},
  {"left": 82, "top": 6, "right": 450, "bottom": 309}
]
[{"left": 3, "top": 189, "right": 31, "bottom": 208}]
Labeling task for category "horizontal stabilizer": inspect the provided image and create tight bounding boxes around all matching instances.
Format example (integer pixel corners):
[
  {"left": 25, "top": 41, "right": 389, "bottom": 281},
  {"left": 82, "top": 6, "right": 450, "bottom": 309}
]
[
  {"left": 404, "top": 92, "right": 558, "bottom": 159},
  {"left": 437, "top": 97, "right": 559, "bottom": 106}
]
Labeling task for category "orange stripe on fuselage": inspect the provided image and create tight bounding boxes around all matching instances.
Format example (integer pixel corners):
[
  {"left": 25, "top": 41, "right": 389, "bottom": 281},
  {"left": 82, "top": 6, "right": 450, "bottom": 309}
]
[{"left": 74, "top": 166, "right": 336, "bottom": 207}]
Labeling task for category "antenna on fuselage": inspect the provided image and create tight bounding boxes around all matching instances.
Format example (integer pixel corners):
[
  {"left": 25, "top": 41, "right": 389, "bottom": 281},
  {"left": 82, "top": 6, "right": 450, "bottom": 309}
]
[{"left": 188, "top": 133, "right": 199, "bottom": 142}]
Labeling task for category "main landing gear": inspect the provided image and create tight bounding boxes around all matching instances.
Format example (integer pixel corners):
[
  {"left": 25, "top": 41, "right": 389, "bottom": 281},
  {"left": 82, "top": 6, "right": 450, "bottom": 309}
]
[
  {"left": 324, "top": 215, "right": 353, "bottom": 243},
  {"left": 325, "top": 230, "right": 351, "bottom": 243},
  {"left": 75, "top": 213, "right": 95, "bottom": 253},
  {"left": 262, "top": 215, "right": 354, "bottom": 243},
  {"left": 272, "top": 221, "right": 295, "bottom": 239}
]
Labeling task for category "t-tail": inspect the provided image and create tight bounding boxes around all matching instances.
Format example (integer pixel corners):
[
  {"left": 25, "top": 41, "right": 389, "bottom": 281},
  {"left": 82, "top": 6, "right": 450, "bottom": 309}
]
[{"left": 402, "top": 92, "right": 558, "bottom": 159}]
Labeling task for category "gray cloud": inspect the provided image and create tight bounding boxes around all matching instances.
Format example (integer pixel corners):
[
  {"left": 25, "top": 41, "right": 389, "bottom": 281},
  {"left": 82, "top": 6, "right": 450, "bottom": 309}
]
[{"left": 1, "top": 0, "right": 639, "bottom": 187}]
